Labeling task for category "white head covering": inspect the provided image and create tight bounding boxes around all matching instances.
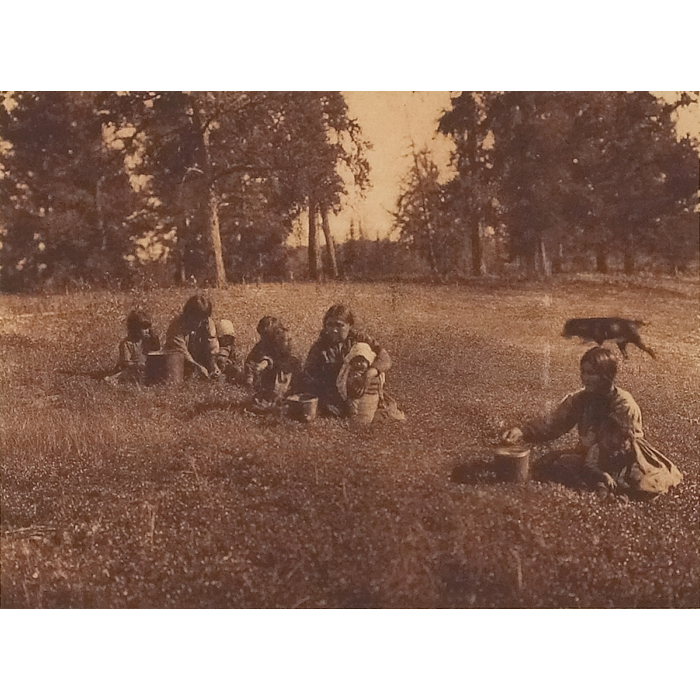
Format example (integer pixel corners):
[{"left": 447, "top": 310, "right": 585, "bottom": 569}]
[
  {"left": 336, "top": 342, "right": 378, "bottom": 400},
  {"left": 216, "top": 319, "right": 235, "bottom": 338}
]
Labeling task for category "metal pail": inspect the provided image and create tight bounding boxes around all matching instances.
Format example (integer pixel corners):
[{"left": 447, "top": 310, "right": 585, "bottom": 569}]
[
  {"left": 145, "top": 351, "right": 184, "bottom": 386},
  {"left": 285, "top": 393, "right": 319, "bottom": 423},
  {"left": 494, "top": 446, "right": 531, "bottom": 483}
]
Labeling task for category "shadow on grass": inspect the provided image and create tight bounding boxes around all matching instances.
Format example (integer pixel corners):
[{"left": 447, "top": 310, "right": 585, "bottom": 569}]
[
  {"left": 183, "top": 397, "right": 249, "bottom": 419},
  {"left": 450, "top": 456, "right": 503, "bottom": 485},
  {"left": 56, "top": 368, "right": 114, "bottom": 381},
  {"left": 450, "top": 452, "right": 598, "bottom": 492}
]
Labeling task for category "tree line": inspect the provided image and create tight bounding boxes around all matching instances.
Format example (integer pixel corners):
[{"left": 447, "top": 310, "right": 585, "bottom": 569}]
[
  {"left": 0, "top": 91, "right": 369, "bottom": 292},
  {"left": 1, "top": 91, "right": 698, "bottom": 292},
  {"left": 395, "top": 91, "right": 699, "bottom": 279}
]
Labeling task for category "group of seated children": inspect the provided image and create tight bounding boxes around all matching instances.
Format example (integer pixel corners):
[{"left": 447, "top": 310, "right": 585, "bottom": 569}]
[
  {"left": 108, "top": 294, "right": 403, "bottom": 425},
  {"left": 107, "top": 294, "right": 682, "bottom": 500}
]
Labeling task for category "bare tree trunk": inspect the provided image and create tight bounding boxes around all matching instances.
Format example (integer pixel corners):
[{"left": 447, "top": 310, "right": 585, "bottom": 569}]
[
  {"left": 308, "top": 197, "right": 322, "bottom": 281},
  {"left": 203, "top": 128, "right": 227, "bottom": 288},
  {"left": 191, "top": 94, "right": 227, "bottom": 288},
  {"left": 176, "top": 215, "right": 188, "bottom": 284},
  {"left": 470, "top": 215, "right": 483, "bottom": 276},
  {"left": 321, "top": 205, "right": 339, "bottom": 279},
  {"left": 467, "top": 128, "right": 483, "bottom": 277},
  {"left": 539, "top": 238, "right": 551, "bottom": 278},
  {"left": 96, "top": 176, "right": 107, "bottom": 251},
  {"left": 206, "top": 183, "right": 226, "bottom": 287},
  {"left": 552, "top": 240, "right": 563, "bottom": 274}
]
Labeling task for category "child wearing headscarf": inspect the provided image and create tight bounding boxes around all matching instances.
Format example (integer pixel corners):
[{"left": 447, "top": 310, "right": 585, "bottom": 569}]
[
  {"left": 336, "top": 342, "right": 384, "bottom": 424},
  {"left": 245, "top": 316, "right": 302, "bottom": 409},
  {"left": 341, "top": 344, "right": 375, "bottom": 401},
  {"left": 106, "top": 309, "right": 160, "bottom": 384},
  {"left": 165, "top": 293, "right": 220, "bottom": 379},
  {"left": 214, "top": 319, "right": 240, "bottom": 380},
  {"left": 501, "top": 347, "right": 682, "bottom": 498},
  {"left": 304, "top": 304, "right": 403, "bottom": 421}
]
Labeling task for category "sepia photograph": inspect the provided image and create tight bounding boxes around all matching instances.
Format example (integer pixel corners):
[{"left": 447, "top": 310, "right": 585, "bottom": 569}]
[
  {"left": 1, "top": 5, "right": 698, "bottom": 697},
  {"left": 2, "top": 88, "right": 697, "bottom": 611}
]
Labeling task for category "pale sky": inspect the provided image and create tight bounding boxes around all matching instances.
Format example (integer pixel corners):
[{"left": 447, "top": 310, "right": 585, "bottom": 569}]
[
  {"left": 289, "top": 92, "right": 455, "bottom": 245},
  {"left": 300, "top": 91, "right": 699, "bottom": 247},
  {"left": 341, "top": 91, "right": 455, "bottom": 239}
]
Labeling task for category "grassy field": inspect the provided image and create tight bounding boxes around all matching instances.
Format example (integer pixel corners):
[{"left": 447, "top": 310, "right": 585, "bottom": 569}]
[{"left": 1, "top": 277, "right": 698, "bottom": 608}]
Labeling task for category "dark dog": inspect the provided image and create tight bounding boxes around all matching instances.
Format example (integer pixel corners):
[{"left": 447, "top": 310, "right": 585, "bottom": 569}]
[{"left": 562, "top": 317, "right": 656, "bottom": 359}]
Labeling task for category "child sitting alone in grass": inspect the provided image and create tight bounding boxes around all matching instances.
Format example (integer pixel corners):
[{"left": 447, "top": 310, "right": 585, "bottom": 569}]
[
  {"left": 106, "top": 309, "right": 160, "bottom": 384},
  {"left": 214, "top": 319, "right": 239, "bottom": 381},
  {"left": 303, "top": 304, "right": 403, "bottom": 422},
  {"left": 165, "top": 294, "right": 220, "bottom": 379},
  {"left": 501, "top": 346, "right": 682, "bottom": 498},
  {"left": 245, "top": 316, "right": 301, "bottom": 410}
]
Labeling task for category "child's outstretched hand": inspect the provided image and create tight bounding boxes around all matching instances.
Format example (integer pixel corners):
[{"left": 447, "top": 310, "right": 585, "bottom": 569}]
[{"left": 501, "top": 427, "right": 523, "bottom": 445}]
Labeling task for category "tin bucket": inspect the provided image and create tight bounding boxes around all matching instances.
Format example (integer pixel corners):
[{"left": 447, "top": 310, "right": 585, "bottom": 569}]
[
  {"left": 285, "top": 393, "right": 318, "bottom": 423},
  {"left": 145, "top": 351, "right": 184, "bottom": 386},
  {"left": 494, "top": 446, "right": 531, "bottom": 483}
]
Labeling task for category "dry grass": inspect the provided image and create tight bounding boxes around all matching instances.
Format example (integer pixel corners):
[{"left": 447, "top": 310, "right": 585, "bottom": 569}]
[{"left": 1, "top": 278, "right": 698, "bottom": 608}]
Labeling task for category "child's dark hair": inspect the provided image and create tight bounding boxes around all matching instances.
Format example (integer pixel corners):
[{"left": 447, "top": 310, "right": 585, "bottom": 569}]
[
  {"left": 580, "top": 346, "right": 617, "bottom": 382},
  {"left": 257, "top": 316, "right": 284, "bottom": 337},
  {"left": 182, "top": 293, "right": 213, "bottom": 320},
  {"left": 258, "top": 318, "right": 294, "bottom": 367},
  {"left": 126, "top": 310, "right": 152, "bottom": 339},
  {"left": 323, "top": 304, "right": 354, "bottom": 326}
]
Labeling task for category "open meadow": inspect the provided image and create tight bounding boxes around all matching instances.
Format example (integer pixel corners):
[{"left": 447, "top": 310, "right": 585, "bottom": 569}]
[{"left": 1, "top": 277, "right": 698, "bottom": 608}]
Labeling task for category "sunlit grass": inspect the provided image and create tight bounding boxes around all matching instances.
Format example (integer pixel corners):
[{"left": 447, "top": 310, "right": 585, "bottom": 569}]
[{"left": 1, "top": 278, "right": 698, "bottom": 608}]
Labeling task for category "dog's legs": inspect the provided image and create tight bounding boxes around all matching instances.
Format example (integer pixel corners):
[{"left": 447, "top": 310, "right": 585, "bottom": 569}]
[
  {"left": 617, "top": 341, "right": 629, "bottom": 359},
  {"left": 634, "top": 340, "right": 656, "bottom": 359}
]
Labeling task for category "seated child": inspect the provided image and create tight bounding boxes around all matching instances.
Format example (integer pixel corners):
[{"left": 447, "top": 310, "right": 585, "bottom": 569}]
[
  {"left": 106, "top": 309, "right": 160, "bottom": 384},
  {"left": 245, "top": 316, "right": 301, "bottom": 409},
  {"left": 346, "top": 352, "right": 372, "bottom": 400},
  {"left": 336, "top": 342, "right": 383, "bottom": 424},
  {"left": 164, "top": 294, "right": 219, "bottom": 379},
  {"left": 214, "top": 319, "right": 239, "bottom": 380},
  {"left": 501, "top": 346, "right": 682, "bottom": 498},
  {"left": 303, "top": 304, "right": 403, "bottom": 421}
]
